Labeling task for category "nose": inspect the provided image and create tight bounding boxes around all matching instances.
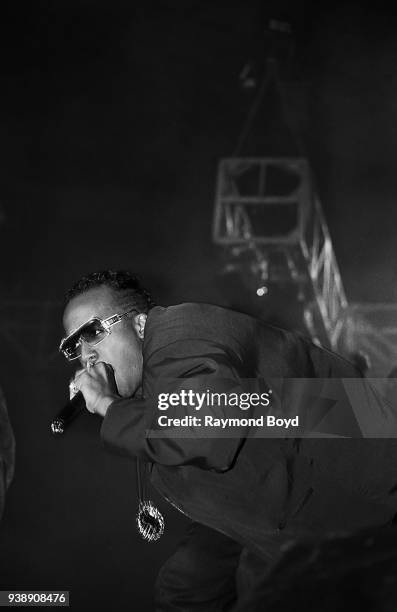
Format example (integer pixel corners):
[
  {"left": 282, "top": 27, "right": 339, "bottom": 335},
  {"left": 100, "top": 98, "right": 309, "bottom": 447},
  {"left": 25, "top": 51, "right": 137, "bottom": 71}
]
[{"left": 80, "top": 341, "right": 98, "bottom": 367}]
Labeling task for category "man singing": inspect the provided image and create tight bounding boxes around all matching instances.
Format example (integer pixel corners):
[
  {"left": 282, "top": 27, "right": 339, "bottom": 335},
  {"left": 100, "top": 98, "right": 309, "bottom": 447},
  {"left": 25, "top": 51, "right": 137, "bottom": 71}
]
[{"left": 59, "top": 270, "right": 397, "bottom": 611}]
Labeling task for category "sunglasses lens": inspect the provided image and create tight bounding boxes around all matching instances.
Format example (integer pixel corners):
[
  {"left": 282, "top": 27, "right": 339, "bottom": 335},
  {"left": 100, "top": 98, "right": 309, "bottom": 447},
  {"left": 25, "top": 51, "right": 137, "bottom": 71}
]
[
  {"left": 61, "top": 333, "right": 82, "bottom": 360},
  {"left": 80, "top": 319, "right": 107, "bottom": 345},
  {"left": 60, "top": 319, "right": 107, "bottom": 361}
]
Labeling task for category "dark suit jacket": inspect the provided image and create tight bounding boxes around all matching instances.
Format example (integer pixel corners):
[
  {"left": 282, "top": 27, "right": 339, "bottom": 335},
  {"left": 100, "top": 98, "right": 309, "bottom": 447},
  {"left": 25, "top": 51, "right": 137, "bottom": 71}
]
[{"left": 100, "top": 303, "right": 397, "bottom": 562}]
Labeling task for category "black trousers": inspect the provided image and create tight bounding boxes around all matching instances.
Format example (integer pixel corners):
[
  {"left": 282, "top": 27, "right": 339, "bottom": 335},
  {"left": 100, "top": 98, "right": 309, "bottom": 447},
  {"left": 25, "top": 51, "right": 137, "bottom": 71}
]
[{"left": 155, "top": 522, "right": 272, "bottom": 612}]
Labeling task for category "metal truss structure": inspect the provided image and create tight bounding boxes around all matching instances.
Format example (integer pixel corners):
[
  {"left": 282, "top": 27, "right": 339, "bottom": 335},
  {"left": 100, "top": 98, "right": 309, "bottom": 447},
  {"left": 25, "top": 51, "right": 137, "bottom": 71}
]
[
  {"left": 213, "top": 157, "right": 348, "bottom": 349},
  {"left": 340, "top": 303, "right": 397, "bottom": 376}
]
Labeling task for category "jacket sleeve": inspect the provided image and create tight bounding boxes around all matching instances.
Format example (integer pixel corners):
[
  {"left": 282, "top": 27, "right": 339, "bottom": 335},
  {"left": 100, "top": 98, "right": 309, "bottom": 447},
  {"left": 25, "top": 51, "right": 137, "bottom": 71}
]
[{"left": 100, "top": 336, "right": 250, "bottom": 472}]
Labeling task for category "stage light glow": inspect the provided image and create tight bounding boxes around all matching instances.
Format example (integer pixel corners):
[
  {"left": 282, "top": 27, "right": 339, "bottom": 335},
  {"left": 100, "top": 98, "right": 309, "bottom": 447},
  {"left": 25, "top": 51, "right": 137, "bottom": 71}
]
[{"left": 256, "top": 286, "right": 268, "bottom": 296}]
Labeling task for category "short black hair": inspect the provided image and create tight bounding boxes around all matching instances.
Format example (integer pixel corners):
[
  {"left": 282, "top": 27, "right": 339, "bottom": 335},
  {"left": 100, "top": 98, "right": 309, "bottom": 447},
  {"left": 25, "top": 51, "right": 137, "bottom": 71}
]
[{"left": 65, "top": 270, "right": 155, "bottom": 313}]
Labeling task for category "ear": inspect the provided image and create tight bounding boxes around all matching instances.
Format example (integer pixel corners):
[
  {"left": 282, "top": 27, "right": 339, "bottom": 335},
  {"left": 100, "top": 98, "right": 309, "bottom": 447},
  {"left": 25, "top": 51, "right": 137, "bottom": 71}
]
[{"left": 133, "top": 313, "right": 147, "bottom": 340}]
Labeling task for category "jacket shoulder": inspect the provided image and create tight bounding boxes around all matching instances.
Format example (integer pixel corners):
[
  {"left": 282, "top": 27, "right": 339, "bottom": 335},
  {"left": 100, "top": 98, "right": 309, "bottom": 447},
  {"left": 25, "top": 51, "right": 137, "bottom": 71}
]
[{"left": 143, "top": 303, "right": 260, "bottom": 361}]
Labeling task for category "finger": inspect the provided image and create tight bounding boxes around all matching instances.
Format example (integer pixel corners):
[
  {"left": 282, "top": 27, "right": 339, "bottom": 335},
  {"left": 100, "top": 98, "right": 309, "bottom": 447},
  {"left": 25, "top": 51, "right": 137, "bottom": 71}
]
[
  {"left": 74, "top": 368, "right": 86, "bottom": 383},
  {"left": 73, "top": 369, "right": 90, "bottom": 393},
  {"left": 87, "top": 360, "right": 96, "bottom": 372},
  {"left": 69, "top": 379, "right": 79, "bottom": 400}
]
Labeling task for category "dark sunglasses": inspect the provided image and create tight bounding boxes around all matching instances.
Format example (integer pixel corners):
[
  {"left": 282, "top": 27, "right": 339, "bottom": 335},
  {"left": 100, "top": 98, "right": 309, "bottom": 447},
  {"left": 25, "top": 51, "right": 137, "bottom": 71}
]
[{"left": 59, "top": 307, "right": 137, "bottom": 361}]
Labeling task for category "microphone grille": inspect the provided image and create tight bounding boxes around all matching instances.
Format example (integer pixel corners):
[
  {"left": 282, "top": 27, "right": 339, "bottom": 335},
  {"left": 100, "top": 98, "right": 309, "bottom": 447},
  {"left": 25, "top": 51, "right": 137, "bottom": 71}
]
[{"left": 50, "top": 419, "right": 65, "bottom": 435}]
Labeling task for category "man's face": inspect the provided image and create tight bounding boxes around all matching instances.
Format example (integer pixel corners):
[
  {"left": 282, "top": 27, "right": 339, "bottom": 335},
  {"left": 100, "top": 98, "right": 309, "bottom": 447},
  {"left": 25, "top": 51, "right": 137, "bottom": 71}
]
[{"left": 62, "top": 286, "right": 145, "bottom": 397}]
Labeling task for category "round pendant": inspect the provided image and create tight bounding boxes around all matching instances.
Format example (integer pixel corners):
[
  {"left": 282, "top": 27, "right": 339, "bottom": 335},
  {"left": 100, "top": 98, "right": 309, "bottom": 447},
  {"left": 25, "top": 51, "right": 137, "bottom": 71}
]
[{"left": 136, "top": 500, "right": 165, "bottom": 542}]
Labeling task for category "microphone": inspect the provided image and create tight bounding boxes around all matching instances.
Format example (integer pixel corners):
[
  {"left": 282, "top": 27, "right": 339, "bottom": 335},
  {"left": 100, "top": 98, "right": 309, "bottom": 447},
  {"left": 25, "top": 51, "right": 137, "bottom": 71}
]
[{"left": 50, "top": 391, "right": 86, "bottom": 435}]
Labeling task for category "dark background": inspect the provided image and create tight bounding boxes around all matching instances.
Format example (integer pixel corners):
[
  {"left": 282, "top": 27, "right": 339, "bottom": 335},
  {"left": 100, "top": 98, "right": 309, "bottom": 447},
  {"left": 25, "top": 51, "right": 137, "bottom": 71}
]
[{"left": 1, "top": 1, "right": 397, "bottom": 610}]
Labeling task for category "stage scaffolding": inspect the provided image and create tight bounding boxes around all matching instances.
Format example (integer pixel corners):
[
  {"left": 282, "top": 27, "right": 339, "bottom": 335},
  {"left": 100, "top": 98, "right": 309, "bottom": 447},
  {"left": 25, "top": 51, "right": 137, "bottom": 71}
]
[
  {"left": 212, "top": 157, "right": 397, "bottom": 375},
  {"left": 213, "top": 156, "right": 348, "bottom": 350},
  {"left": 340, "top": 303, "right": 397, "bottom": 376}
]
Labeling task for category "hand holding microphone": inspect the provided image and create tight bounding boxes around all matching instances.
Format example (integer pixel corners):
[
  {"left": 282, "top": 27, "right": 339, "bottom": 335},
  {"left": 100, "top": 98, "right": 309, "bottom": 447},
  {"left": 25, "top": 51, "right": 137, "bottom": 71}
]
[
  {"left": 73, "top": 361, "right": 120, "bottom": 417},
  {"left": 51, "top": 362, "right": 120, "bottom": 435}
]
